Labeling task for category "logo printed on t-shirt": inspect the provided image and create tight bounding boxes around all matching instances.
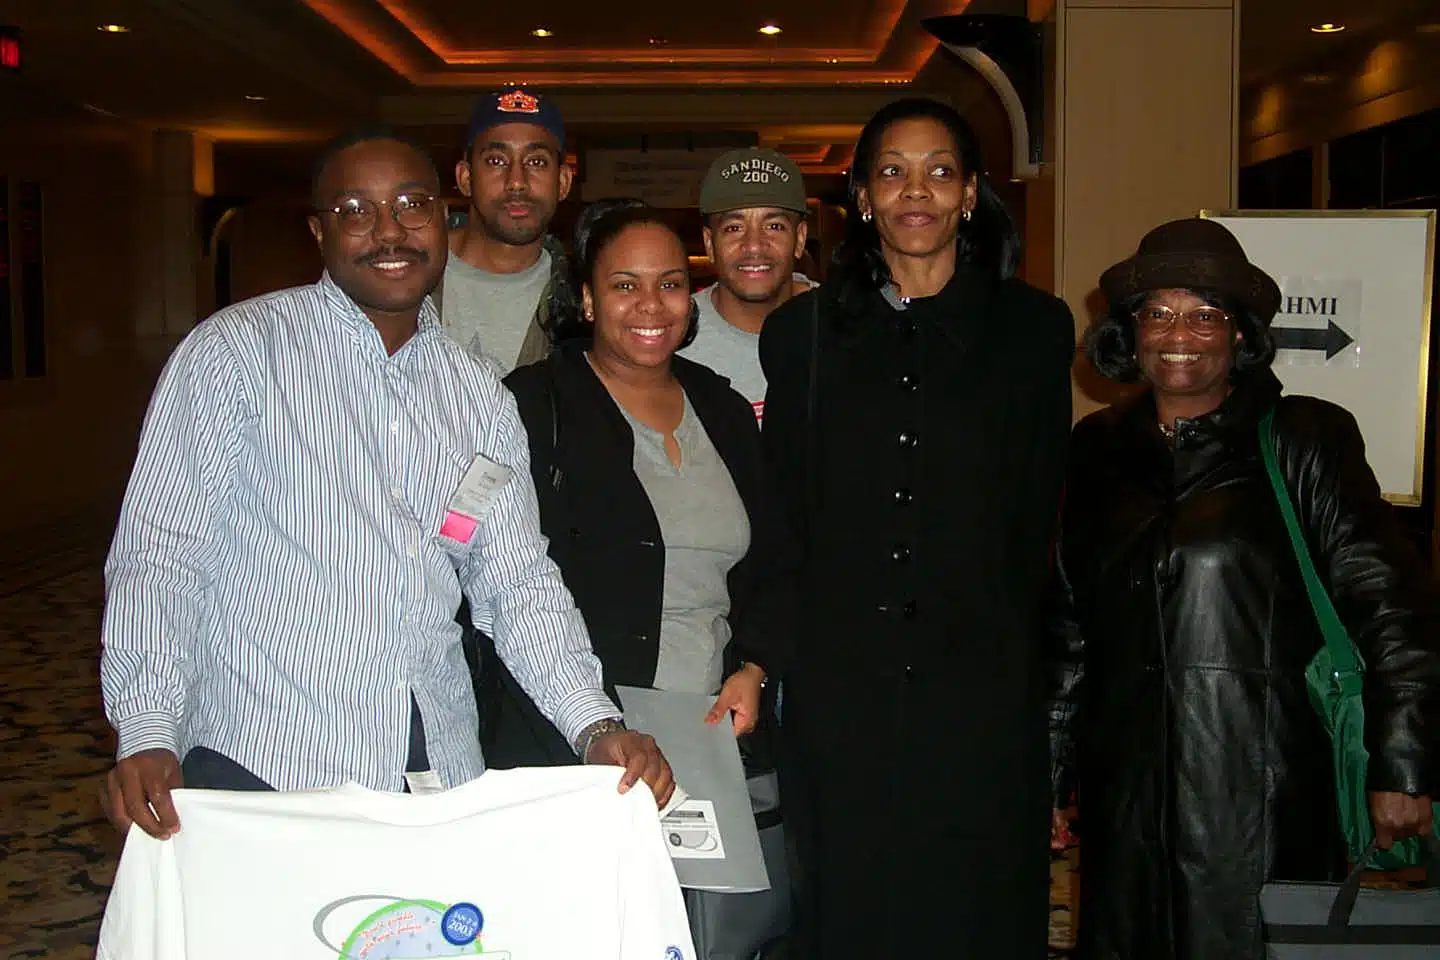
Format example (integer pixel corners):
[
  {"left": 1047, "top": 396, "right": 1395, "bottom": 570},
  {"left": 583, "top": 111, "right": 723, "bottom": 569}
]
[
  {"left": 666, "top": 947, "right": 686, "bottom": 960},
  {"left": 313, "top": 895, "right": 507, "bottom": 958}
]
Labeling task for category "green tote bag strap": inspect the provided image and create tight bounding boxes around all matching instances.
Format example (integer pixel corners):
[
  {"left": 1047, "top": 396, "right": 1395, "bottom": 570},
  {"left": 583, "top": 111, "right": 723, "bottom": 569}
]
[{"left": 1258, "top": 406, "right": 1363, "bottom": 694}]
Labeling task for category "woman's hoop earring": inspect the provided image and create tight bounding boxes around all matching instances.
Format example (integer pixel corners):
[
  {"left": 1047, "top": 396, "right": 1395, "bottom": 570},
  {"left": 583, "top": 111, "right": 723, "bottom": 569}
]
[
  {"left": 963, "top": 209, "right": 973, "bottom": 222},
  {"left": 861, "top": 211, "right": 872, "bottom": 223}
]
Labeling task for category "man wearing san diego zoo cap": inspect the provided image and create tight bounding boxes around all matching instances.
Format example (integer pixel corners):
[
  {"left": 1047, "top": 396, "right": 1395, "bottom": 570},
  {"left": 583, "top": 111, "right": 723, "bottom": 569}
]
[
  {"left": 684, "top": 148, "right": 815, "bottom": 424},
  {"left": 440, "top": 89, "right": 573, "bottom": 375}
]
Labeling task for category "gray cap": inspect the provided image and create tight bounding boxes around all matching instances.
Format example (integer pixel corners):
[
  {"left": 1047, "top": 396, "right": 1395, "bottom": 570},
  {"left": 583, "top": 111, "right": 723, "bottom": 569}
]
[{"left": 698, "top": 148, "right": 808, "bottom": 216}]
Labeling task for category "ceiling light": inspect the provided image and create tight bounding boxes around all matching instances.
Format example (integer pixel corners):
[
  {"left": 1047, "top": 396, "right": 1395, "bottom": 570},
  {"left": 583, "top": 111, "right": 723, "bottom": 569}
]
[
  {"left": 531, "top": 28, "right": 553, "bottom": 38},
  {"left": 759, "top": 24, "right": 782, "bottom": 36},
  {"left": 244, "top": 94, "right": 266, "bottom": 101},
  {"left": 97, "top": 24, "right": 129, "bottom": 33},
  {"left": 648, "top": 37, "right": 667, "bottom": 45},
  {"left": 1310, "top": 22, "right": 1345, "bottom": 34}
]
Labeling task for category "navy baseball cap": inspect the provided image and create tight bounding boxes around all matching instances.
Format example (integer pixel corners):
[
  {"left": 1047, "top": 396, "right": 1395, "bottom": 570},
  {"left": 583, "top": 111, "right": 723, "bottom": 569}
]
[{"left": 465, "top": 89, "right": 565, "bottom": 153}]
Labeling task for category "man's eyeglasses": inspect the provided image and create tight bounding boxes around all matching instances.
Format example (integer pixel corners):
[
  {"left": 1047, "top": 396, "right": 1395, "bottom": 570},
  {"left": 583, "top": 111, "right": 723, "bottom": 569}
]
[
  {"left": 1135, "top": 304, "right": 1229, "bottom": 338},
  {"left": 317, "top": 193, "right": 440, "bottom": 237}
]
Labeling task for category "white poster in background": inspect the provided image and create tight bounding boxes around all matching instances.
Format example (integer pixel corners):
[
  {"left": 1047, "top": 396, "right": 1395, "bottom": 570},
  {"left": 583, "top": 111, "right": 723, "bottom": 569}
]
[
  {"left": 581, "top": 149, "right": 732, "bottom": 208},
  {"left": 1270, "top": 275, "right": 1364, "bottom": 368},
  {"left": 1202, "top": 210, "right": 1435, "bottom": 504}
]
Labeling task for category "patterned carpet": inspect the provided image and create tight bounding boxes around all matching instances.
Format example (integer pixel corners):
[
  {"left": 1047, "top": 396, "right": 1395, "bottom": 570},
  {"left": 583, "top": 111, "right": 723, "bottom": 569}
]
[
  {"left": 1, "top": 548, "right": 120, "bottom": 960},
  {"left": 0, "top": 539, "right": 1086, "bottom": 958}
]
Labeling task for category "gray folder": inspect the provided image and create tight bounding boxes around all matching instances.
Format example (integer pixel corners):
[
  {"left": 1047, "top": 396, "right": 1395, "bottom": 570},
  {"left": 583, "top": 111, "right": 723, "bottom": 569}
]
[{"left": 616, "top": 685, "right": 770, "bottom": 893}]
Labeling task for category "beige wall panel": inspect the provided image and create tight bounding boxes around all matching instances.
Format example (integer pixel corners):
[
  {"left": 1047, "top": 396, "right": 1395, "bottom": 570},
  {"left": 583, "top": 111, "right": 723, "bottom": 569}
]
[{"left": 1058, "top": 5, "right": 1238, "bottom": 417}]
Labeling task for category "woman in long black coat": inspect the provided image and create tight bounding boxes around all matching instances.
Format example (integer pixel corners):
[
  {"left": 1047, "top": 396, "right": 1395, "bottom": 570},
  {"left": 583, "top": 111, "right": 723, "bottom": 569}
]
[
  {"left": 758, "top": 97, "right": 1075, "bottom": 957},
  {"left": 1047, "top": 218, "right": 1439, "bottom": 959}
]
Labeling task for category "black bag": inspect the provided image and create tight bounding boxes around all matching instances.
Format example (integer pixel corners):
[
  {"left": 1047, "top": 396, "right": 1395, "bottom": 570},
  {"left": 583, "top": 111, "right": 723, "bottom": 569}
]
[
  {"left": 1262, "top": 834, "right": 1440, "bottom": 958},
  {"left": 684, "top": 769, "right": 791, "bottom": 960}
]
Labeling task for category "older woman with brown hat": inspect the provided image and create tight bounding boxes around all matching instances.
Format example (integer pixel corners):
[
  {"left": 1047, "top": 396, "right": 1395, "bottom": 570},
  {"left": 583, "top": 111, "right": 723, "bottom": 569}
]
[{"left": 1047, "top": 217, "right": 1439, "bottom": 959}]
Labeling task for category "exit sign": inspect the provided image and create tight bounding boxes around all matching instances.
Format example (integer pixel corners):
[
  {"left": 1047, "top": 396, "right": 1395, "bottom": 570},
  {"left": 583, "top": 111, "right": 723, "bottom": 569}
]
[{"left": 0, "top": 29, "right": 18, "bottom": 71}]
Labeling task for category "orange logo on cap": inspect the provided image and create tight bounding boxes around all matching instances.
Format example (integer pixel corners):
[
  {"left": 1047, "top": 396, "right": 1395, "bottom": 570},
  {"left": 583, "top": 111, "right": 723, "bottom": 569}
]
[{"left": 497, "top": 90, "right": 541, "bottom": 114}]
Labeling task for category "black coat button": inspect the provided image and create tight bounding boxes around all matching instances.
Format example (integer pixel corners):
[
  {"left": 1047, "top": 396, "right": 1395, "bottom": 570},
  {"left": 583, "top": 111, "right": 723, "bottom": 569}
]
[
  {"left": 898, "top": 373, "right": 919, "bottom": 391},
  {"left": 897, "top": 431, "right": 918, "bottom": 449},
  {"left": 894, "top": 488, "right": 913, "bottom": 504},
  {"left": 891, "top": 544, "right": 911, "bottom": 562}
]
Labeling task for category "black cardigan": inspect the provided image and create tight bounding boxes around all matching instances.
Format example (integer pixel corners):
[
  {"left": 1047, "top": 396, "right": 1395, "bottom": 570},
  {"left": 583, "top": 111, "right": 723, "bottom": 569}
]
[{"left": 474, "top": 343, "right": 797, "bottom": 767}]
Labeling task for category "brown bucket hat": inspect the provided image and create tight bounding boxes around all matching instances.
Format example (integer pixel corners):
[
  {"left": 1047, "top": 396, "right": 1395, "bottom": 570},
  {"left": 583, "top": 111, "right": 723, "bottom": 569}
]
[{"left": 1099, "top": 217, "right": 1282, "bottom": 324}]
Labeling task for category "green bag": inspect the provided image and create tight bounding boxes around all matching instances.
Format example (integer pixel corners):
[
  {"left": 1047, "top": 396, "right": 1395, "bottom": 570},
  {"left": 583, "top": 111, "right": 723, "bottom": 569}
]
[{"left": 1259, "top": 406, "right": 1438, "bottom": 871}]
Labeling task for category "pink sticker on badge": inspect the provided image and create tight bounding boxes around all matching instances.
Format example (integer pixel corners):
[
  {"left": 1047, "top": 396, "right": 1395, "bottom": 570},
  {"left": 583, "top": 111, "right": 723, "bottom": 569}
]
[{"left": 439, "top": 510, "right": 478, "bottom": 543}]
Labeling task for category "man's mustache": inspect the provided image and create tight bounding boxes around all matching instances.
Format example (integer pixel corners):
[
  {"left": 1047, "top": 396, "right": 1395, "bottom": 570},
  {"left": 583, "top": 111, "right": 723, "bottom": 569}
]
[{"left": 355, "top": 247, "right": 429, "bottom": 266}]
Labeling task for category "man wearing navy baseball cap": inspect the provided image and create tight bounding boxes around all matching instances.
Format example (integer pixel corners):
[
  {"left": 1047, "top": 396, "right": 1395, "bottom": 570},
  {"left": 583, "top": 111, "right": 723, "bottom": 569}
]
[{"left": 439, "top": 89, "right": 573, "bottom": 375}]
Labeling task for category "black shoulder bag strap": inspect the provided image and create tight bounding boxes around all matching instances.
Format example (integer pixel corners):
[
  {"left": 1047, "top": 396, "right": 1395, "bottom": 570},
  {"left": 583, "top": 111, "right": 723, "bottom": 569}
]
[
  {"left": 546, "top": 358, "right": 564, "bottom": 492},
  {"left": 805, "top": 293, "right": 821, "bottom": 540}
]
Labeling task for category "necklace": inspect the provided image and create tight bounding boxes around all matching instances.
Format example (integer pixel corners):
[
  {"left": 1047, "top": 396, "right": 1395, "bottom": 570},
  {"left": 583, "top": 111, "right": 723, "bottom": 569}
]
[{"left": 1158, "top": 421, "right": 1176, "bottom": 442}]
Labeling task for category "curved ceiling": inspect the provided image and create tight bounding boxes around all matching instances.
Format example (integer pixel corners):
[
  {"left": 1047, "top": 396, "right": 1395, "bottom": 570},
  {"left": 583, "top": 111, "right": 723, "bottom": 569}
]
[{"left": 299, "top": 0, "right": 951, "bottom": 87}]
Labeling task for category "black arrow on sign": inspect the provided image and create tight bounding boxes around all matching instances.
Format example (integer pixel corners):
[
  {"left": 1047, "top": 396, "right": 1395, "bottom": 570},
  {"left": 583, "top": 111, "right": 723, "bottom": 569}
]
[{"left": 1272, "top": 320, "right": 1354, "bottom": 360}]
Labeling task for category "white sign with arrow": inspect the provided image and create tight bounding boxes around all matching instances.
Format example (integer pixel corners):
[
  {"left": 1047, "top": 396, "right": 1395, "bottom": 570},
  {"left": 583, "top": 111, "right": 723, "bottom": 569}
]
[
  {"left": 1201, "top": 209, "right": 1435, "bottom": 505},
  {"left": 1270, "top": 276, "right": 1362, "bottom": 367}
]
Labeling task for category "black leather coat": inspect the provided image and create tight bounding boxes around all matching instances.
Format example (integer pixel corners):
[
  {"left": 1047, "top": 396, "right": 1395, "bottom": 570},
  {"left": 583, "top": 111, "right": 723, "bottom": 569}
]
[{"left": 1048, "top": 369, "right": 1440, "bottom": 960}]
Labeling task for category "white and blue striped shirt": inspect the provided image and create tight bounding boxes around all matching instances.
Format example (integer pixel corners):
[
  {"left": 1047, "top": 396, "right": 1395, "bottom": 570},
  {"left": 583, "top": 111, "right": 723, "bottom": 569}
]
[{"left": 100, "top": 272, "right": 617, "bottom": 792}]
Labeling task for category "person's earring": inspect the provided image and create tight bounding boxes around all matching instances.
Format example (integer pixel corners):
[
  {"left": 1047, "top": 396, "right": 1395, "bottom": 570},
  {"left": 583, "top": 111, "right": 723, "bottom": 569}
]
[
  {"left": 963, "top": 208, "right": 973, "bottom": 222},
  {"left": 861, "top": 210, "right": 872, "bottom": 223},
  {"left": 584, "top": 310, "right": 594, "bottom": 322}
]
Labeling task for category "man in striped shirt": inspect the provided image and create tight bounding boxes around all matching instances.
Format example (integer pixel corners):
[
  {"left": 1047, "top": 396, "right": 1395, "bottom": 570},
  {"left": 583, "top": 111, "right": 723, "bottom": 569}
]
[{"left": 99, "top": 128, "right": 673, "bottom": 839}]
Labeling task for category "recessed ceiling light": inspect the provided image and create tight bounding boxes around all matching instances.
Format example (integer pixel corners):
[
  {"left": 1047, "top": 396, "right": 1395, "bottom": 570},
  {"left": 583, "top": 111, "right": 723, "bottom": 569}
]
[
  {"left": 97, "top": 24, "right": 129, "bottom": 33},
  {"left": 759, "top": 24, "right": 782, "bottom": 36},
  {"left": 531, "top": 28, "right": 553, "bottom": 38},
  {"left": 244, "top": 94, "right": 266, "bottom": 101},
  {"left": 1310, "top": 22, "right": 1346, "bottom": 34}
]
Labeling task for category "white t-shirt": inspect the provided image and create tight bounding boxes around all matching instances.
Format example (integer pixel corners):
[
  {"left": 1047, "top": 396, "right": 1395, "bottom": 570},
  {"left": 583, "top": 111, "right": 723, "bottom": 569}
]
[
  {"left": 684, "top": 274, "right": 816, "bottom": 425},
  {"left": 98, "top": 766, "right": 695, "bottom": 960}
]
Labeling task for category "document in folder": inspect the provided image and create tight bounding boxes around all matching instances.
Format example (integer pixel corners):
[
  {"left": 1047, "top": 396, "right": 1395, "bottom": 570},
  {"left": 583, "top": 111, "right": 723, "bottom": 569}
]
[{"left": 616, "top": 685, "right": 770, "bottom": 894}]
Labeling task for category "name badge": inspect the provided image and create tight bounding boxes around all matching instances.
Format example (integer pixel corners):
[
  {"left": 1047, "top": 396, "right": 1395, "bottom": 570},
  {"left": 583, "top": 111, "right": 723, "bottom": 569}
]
[
  {"left": 404, "top": 770, "right": 446, "bottom": 795},
  {"left": 437, "top": 453, "right": 512, "bottom": 545}
]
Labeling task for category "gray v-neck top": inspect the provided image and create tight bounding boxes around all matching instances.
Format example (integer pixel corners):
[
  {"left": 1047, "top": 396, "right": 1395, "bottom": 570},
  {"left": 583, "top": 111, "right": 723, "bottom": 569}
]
[{"left": 617, "top": 394, "right": 751, "bottom": 694}]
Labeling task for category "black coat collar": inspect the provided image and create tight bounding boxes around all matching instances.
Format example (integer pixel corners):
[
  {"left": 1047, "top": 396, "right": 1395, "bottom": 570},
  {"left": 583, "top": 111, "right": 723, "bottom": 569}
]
[
  {"left": 1120, "top": 368, "right": 1283, "bottom": 445},
  {"left": 832, "top": 261, "right": 995, "bottom": 351}
]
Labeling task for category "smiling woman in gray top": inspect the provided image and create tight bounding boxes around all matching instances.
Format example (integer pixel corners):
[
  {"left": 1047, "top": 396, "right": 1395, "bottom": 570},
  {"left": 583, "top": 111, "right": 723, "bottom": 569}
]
[{"left": 471, "top": 200, "right": 797, "bottom": 772}]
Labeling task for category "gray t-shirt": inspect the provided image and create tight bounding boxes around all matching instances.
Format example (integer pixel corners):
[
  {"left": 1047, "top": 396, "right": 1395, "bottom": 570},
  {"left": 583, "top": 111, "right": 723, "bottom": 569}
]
[
  {"left": 619, "top": 394, "right": 751, "bottom": 695},
  {"left": 684, "top": 274, "right": 816, "bottom": 425},
  {"left": 439, "top": 249, "right": 550, "bottom": 375}
]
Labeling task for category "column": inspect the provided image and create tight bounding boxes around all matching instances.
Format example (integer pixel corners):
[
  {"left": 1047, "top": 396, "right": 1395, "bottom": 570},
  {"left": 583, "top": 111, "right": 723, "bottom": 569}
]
[
  {"left": 138, "top": 129, "right": 211, "bottom": 349},
  {"left": 1042, "top": 0, "right": 1241, "bottom": 419}
]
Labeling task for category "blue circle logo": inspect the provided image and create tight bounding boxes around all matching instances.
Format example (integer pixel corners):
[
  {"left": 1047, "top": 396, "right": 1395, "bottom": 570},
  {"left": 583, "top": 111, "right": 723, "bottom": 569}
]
[
  {"left": 665, "top": 947, "right": 685, "bottom": 960},
  {"left": 441, "top": 902, "right": 483, "bottom": 946}
]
